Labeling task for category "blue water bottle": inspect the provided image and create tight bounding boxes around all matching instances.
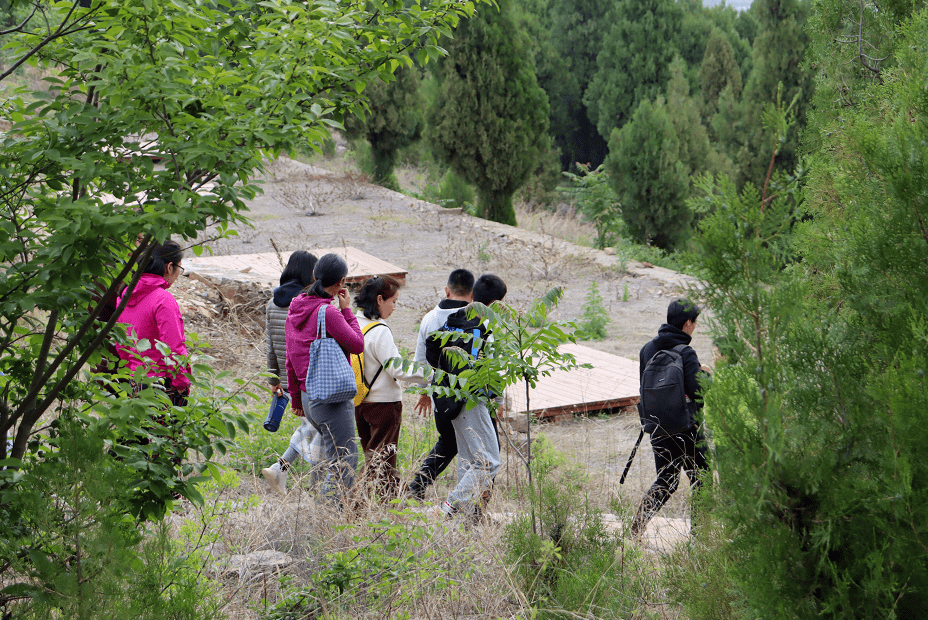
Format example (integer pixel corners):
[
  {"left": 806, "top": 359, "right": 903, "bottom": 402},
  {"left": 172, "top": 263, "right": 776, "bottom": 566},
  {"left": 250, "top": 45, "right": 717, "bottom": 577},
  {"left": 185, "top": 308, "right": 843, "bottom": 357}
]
[{"left": 264, "top": 392, "right": 289, "bottom": 432}]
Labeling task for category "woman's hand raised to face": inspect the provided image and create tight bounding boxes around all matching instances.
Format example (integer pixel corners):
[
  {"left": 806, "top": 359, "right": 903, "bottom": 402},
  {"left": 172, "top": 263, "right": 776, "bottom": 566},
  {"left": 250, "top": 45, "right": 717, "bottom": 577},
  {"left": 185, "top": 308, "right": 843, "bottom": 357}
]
[{"left": 336, "top": 288, "right": 351, "bottom": 310}]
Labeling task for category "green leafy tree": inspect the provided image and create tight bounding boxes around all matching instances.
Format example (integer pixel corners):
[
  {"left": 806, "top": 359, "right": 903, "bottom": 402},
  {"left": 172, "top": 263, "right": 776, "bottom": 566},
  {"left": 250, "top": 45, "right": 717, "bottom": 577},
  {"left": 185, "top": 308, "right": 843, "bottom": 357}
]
[
  {"left": 344, "top": 66, "right": 424, "bottom": 188},
  {"left": 428, "top": 0, "right": 550, "bottom": 226},
  {"left": 682, "top": 5, "right": 928, "bottom": 616},
  {"left": 583, "top": 0, "right": 684, "bottom": 141},
  {"left": 0, "top": 0, "right": 485, "bottom": 612},
  {"left": 604, "top": 96, "right": 692, "bottom": 250}
]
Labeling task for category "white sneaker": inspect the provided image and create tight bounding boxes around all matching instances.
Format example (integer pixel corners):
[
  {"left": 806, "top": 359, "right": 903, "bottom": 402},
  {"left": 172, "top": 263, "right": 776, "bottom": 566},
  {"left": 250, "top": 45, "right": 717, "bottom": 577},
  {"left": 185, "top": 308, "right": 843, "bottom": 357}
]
[{"left": 262, "top": 463, "right": 288, "bottom": 495}]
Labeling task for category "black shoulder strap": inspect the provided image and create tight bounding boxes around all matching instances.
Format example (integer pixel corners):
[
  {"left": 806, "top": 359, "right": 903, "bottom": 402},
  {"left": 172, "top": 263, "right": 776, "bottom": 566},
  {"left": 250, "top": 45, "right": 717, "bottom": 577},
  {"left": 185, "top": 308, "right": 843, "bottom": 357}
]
[{"left": 361, "top": 322, "right": 390, "bottom": 389}]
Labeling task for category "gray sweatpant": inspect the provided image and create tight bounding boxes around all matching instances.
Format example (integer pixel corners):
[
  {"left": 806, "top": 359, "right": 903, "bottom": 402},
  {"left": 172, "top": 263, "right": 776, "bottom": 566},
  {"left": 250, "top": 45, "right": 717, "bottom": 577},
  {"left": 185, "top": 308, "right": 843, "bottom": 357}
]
[
  {"left": 445, "top": 401, "right": 501, "bottom": 513},
  {"left": 304, "top": 392, "right": 358, "bottom": 504}
]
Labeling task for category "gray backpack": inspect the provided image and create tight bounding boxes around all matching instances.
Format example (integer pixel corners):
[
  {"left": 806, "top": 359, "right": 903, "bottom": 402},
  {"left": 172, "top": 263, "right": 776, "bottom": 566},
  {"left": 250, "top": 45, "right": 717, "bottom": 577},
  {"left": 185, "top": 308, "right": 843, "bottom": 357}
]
[{"left": 638, "top": 344, "right": 695, "bottom": 435}]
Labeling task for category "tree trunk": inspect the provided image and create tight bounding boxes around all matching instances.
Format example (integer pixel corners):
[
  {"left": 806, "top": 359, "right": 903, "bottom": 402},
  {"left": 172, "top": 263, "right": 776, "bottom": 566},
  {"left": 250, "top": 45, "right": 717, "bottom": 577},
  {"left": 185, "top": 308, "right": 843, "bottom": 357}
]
[{"left": 476, "top": 187, "right": 517, "bottom": 226}]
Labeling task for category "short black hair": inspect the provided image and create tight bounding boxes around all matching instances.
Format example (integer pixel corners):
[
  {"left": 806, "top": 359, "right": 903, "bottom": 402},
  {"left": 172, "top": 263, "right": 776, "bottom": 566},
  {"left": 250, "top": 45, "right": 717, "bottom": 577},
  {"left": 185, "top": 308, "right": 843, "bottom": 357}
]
[
  {"left": 473, "top": 273, "right": 507, "bottom": 305},
  {"left": 447, "top": 269, "right": 475, "bottom": 297},
  {"left": 280, "top": 251, "right": 317, "bottom": 287},
  {"left": 667, "top": 298, "right": 700, "bottom": 330},
  {"left": 354, "top": 275, "right": 401, "bottom": 319},
  {"left": 143, "top": 240, "right": 183, "bottom": 277}
]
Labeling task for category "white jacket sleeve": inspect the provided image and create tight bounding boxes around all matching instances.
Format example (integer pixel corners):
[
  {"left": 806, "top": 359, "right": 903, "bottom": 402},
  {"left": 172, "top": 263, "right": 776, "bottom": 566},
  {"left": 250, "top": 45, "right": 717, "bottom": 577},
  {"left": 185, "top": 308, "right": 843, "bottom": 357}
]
[{"left": 367, "top": 324, "right": 430, "bottom": 388}]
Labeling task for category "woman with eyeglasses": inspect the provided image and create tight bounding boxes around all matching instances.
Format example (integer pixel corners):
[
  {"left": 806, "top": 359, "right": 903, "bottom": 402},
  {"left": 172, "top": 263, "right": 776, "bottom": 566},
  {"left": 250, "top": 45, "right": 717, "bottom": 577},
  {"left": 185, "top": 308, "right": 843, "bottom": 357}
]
[{"left": 116, "top": 239, "right": 191, "bottom": 406}]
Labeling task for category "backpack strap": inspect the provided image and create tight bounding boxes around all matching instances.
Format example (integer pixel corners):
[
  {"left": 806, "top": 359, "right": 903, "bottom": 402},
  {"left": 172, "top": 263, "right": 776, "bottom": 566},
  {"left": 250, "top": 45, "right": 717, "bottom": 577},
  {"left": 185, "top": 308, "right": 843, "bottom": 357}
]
[{"left": 359, "top": 321, "right": 389, "bottom": 389}]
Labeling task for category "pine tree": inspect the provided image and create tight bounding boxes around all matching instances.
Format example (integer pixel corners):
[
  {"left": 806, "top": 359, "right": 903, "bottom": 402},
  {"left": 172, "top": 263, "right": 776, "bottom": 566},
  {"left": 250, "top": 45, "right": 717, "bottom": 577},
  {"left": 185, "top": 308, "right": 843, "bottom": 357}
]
[
  {"left": 665, "top": 55, "right": 733, "bottom": 183},
  {"left": 428, "top": 1, "right": 550, "bottom": 225},
  {"left": 699, "top": 27, "right": 743, "bottom": 122},
  {"left": 604, "top": 96, "right": 691, "bottom": 250},
  {"left": 544, "top": 0, "right": 613, "bottom": 169}
]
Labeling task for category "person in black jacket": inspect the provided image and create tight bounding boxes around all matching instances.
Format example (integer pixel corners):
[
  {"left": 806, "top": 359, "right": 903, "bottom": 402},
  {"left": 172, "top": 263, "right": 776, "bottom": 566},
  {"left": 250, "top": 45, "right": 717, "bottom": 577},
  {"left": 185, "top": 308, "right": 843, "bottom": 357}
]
[{"left": 631, "top": 298, "right": 711, "bottom": 537}]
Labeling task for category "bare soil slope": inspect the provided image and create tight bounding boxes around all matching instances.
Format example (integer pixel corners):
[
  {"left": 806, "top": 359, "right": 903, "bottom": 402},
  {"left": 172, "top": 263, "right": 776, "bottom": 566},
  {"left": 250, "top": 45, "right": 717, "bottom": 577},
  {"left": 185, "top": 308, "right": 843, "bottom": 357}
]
[{"left": 181, "top": 154, "right": 711, "bottom": 518}]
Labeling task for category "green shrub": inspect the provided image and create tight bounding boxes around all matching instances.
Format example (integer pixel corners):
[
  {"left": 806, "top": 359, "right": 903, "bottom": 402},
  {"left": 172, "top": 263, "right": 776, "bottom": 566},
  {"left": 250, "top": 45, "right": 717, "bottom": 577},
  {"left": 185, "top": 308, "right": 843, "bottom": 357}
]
[
  {"left": 266, "top": 508, "right": 467, "bottom": 619},
  {"left": 559, "top": 163, "right": 622, "bottom": 250},
  {"left": 504, "top": 437, "right": 652, "bottom": 619},
  {"left": 662, "top": 484, "right": 739, "bottom": 620},
  {"left": 437, "top": 169, "right": 475, "bottom": 210},
  {"left": 577, "top": 281, "right": 609, "bottom": 341}
]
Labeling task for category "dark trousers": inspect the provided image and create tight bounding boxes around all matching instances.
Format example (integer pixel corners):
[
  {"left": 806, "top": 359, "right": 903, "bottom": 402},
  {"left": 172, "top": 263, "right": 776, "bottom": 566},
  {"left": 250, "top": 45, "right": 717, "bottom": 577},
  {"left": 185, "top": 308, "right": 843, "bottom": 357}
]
[
  {"left": 632, "top": 425, "right": 707, "bottom": 534},
  {"left": 409, "top": 405, "right": 458, "bottom": 499},
  {"left": 355, "top": 400, "right": 403, "bottom": 500}
]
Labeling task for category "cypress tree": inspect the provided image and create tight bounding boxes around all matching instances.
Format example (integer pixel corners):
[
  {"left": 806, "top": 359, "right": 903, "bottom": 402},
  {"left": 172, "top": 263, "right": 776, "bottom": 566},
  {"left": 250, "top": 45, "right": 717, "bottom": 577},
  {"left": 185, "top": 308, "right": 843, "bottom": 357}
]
[
  {"left": 344, "top": 66, "right": 423, "bottom": 188},
  {"left": 428, "top": 1, "right": 549, "bottom": 226},
  {"left": 545, "top": 0, "right": 612, "bottom": 170},
  {"left": 736, "top": 0, "right": 813, "bottom": 187},
  {"left": 583, "top": 0, "right": 684, "bottom": 141},
  {"left": 699, "top": 27, "right": 743, "bottom": 122},
  {"left": 604, "top": 96, "right": 691, "bottom": 250},
  {"left": 681, "top": 4, "right": 928, "bottom": 616}
]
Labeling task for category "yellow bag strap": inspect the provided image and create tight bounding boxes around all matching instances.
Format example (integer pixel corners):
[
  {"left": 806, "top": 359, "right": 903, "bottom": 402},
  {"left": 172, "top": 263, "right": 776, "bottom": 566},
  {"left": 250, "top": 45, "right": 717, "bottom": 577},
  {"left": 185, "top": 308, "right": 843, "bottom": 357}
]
[{"left": 356, "top": 322, "right": 387, "bottom": 388}]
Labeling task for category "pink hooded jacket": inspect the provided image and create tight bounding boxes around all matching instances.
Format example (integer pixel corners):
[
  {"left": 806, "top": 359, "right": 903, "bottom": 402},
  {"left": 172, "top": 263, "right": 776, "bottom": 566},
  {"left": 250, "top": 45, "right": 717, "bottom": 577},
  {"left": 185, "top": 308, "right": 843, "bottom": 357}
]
[
  {"left": 285, "top": 294, "right": 364, "bottom": 405},
  {"left": 116, "top": 273, "right": 190, "bottom": 391}
]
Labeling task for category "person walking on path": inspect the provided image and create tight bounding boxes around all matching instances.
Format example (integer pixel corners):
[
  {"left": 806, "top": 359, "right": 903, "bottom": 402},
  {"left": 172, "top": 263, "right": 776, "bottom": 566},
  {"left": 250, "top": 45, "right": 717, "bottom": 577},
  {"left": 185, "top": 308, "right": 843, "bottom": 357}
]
[
  {"left": 630, "top": 298, "right": 712, "bottom": 537},
  {"left": 435, "top": 274, "right": 507, "bottom": 522},
  {"left": 261, "top": 250, "right": 325, "bottom": 495},
  {"left": 352, "top": 275, "right": 429, "bottom": 500},
  {"left": 285, "top": 253, "right": 365, "bottom": 504},
  {"left": 116, "top": 240, "right": 190, "bottom": 407},
  {"left": 407, "top": 269, "right": 474, "bottom": 500}
]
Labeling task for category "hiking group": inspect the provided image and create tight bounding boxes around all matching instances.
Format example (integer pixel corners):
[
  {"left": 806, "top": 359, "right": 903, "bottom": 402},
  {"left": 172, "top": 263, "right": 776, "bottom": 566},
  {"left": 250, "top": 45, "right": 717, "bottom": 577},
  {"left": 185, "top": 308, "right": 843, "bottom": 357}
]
[
  {"left": 259, "top": 253, "right": 506, "bottom": 522},
  {"left": 117, "top": 240, "right": 710, "bottom": 532}
]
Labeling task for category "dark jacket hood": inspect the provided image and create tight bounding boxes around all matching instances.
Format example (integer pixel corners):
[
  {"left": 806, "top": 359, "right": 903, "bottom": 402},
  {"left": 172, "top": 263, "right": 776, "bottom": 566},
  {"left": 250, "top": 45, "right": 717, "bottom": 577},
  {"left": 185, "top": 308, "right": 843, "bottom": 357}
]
[
  {"left": 653, "top": 323, "right": 692, "bottom": 350},
  {"left": 444, "top": 306, "right": 484, "bottom": 332},
  {"left": 273, "top": 280, "right": 305, "bottom": 307},
  {"left": 438, "top": 299, "right": 469, "bottom": 311}
]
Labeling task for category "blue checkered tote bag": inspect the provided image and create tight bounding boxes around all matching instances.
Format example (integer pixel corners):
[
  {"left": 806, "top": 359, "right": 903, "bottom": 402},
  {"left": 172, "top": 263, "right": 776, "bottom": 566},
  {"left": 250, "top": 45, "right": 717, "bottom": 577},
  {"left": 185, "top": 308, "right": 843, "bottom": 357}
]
[{"left": 305, "top": 307, "right": 358, "bottom": 404}]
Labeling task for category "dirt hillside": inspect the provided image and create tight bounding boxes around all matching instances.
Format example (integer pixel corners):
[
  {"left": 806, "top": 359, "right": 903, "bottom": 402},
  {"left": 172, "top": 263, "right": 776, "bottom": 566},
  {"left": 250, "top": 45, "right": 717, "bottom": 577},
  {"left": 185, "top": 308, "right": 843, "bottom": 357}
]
[{"left": 176, "top": 153, "right": 713, "bottom": 518}]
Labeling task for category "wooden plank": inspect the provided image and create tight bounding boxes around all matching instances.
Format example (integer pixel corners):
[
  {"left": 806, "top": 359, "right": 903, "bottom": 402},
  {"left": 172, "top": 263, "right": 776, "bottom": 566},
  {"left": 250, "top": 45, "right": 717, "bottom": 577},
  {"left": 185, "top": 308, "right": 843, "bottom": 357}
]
[
  {"left": 186, "top": 246, "right": 408, "bottom": 285},
  {"left": 504, "top": 343, "right": 640, "bottom": 420}
]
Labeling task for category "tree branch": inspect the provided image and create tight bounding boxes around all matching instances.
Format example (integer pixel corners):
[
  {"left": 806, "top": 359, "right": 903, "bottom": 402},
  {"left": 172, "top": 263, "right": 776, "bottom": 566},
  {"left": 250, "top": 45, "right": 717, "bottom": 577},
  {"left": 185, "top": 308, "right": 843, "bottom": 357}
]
[
  {"left": 0, "top": 3, "right": 39, "bottom": 36},
  {"left": 0, "top": 1, "right": 98, "bottom": 83}
]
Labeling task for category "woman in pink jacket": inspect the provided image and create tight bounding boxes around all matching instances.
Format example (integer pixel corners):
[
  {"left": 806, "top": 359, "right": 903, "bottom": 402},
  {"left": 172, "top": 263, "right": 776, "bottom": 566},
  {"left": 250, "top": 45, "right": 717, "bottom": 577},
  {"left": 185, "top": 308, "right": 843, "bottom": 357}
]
[
  {"left": 285, "top": 253, "right": 364, "bottom": 503},
  {"left": 117, "top": 240, "right": 190, "bottom": 405}
]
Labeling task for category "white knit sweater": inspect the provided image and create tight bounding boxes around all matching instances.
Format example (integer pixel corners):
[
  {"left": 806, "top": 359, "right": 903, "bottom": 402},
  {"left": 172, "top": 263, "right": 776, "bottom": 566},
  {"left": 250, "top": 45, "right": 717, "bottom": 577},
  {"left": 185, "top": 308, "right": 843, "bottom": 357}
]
[{"left": 356, "top": 312, "right": 429, "bottom": 403}]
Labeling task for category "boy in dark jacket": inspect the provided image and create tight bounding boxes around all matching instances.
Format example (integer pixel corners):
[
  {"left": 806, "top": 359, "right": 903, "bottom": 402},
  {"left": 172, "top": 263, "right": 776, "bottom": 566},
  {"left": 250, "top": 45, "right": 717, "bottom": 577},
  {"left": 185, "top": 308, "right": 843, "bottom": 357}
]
[
  {"left": 631, "top": 298, "right": 711, "bottom": 537},
  {"left": 433, "top": 274, "right": 507, "bottom": 521}
]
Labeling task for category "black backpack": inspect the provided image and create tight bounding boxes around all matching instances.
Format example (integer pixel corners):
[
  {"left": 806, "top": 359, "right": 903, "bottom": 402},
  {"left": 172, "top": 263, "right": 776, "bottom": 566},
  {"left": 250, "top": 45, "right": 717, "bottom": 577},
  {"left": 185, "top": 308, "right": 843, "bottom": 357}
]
[
  {"left": 638, "top": 344, "right": 695, "bottom": 435},
  {"left": 425, "top": 320, "right": 486, "bottom": 421}
]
